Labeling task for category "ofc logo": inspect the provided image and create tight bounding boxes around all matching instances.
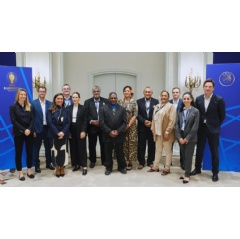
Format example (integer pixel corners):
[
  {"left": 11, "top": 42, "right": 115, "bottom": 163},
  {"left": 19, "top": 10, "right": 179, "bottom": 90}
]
[{"left": 219, "top": 71, "right": 235, "bottom": 86}]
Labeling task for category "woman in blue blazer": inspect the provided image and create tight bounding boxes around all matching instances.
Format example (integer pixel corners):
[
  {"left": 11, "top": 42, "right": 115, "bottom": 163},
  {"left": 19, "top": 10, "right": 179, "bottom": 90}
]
[{"left": 47, "top": 93, "right": 70, "bottom": 177}]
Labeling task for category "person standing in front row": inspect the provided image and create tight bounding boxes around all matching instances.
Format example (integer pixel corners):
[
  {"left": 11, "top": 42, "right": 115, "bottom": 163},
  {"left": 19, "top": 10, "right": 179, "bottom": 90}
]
[
  {"left": 175, "top": 92, "right": 199, "bottom": 184},
  {"left": 84, "top": 86, "right": 108, "bottom": 168},
  {"left": 118, "top": 86, "right": 138, "bottom": 170},
  {"left": 10, "top": 88, "right": 35, "bottom": 181},
  {"left": 99, "top": 92, "right": 127, "bottom": 176},
  {"left": 47, "top": 93, "right": 70, "bottom": 177},
  {"left": 149, "top": 90, "right": 176, "bottom": 175},
  {"left": 191, "top": 79, "right": 226, "bottom": 182},
  {"left": 32, "top": 86, "right": 55, "bottom": 173},
  {"left": 169, "top": 87, "right": 184, "bottom": 170},
  {"left": 67, "top": 92, "right": 88, "bottom": 175},
  {"left": 137, "top": 86, "right": 159, "bottom": 169}
]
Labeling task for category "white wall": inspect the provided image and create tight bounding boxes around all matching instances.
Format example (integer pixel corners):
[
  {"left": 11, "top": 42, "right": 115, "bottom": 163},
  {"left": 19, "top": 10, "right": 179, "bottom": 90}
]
[{"left": 62, "top": 52, "right": 166, "bottom": 102}]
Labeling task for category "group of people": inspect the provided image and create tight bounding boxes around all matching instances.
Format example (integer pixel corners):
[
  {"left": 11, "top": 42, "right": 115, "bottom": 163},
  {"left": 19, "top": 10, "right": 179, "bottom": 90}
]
[{"left": 1, "top": 78, "right": 225, "bottom": 185}]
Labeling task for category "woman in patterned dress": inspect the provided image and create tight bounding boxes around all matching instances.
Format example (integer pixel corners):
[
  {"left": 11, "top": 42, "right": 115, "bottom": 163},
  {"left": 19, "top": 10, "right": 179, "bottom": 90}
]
[{"left": 118, "top": 86, "right": 138, "bottom": 170}]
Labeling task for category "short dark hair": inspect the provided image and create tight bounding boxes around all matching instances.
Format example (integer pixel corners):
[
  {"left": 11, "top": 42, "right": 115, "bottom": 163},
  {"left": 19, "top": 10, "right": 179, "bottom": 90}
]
[{"left": 203, "top": 78, "right": 215, "bottom": 87}]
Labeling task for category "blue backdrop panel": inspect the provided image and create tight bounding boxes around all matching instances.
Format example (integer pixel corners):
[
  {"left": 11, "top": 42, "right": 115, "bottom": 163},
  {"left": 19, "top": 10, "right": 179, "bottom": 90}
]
[
  {"left": 203, "top": 63, "right": 240, "bottom": 171},
  {"left": 0, "top": 66, "right": 32, "bottom": 170}
]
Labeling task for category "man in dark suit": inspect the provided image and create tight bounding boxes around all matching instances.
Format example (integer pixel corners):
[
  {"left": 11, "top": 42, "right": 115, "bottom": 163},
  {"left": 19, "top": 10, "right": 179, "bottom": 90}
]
[
  {"left": 99, "top": 92, "right": 127, "bottom": 175},
  {"left": 169, "top": 87, "right": 184, "bottom": 170},
  {"left": 62, "top": 84, "right": 73, "bottom": 107},
  {"left": 191, "top": 78, "right": 226, "bottom": 182},
  {"left": 32, "top": 87, "right": 54, "bottom": 173},
  {"left": 137, "top": 86, "right": 159, "bottom": 169},
  {"left": 84, "top": 86, "right": 108, "bottom": 168}
]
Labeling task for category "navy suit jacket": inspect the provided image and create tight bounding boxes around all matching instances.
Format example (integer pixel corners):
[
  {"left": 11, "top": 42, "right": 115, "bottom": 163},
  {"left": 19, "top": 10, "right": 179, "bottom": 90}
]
[
  {"left": 169, "top": 98, "right": 183, "bottom": 111},
  {"left": 195, "top": 94, "right": 226, "bottom": 134},
  {"left": 31, "top": 99, "right": 52, "bottom": 133},
  {"left": 137, "top": 97, "right": 159, "bottom": 133}
]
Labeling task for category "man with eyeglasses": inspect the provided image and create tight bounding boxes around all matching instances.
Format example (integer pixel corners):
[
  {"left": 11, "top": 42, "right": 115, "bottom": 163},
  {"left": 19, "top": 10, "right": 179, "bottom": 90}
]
[{"left": 32, "top": 87, "right": 54, "bottom": 173}]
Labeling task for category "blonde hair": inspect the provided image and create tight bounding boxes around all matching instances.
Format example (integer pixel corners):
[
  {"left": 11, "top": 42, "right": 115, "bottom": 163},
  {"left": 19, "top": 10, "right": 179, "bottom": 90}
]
[{"left": 15, "top": 88, "right": 31, "bottom": 111}]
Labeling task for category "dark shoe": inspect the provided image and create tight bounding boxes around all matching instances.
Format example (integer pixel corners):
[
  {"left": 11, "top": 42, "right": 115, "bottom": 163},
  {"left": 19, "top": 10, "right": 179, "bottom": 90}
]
[
  {"left": 19, "top": 176, "right": 25, "bottom": 181},
  {"left": 119, "top": 169, "right": 127, "bottom": 174},
  {"left": 180, "top": 163, "right": 185, "bottom": 170},
  {"left": 102, "top": 162, "right": 106, "bottom": 166},
  {"left": 27, "top": 174, "right": 35, "bottom": 179},
  {"left": 82, "top": 169, "right": 87, "bottom": 176},
  {"left": 212, "top": 174, "right": 219, "bottom": 182},
  {"left": 183, "top": 177, "right": 190, "bottom": 184},
  {"left": 105, "top": 170, "right": 112, "bottom": 175},
  {"left": 161, "top": 170, "right": 170, "bottom": 176},
  {"left": 190, "top": 169, "right": 201, "bottom": 176},
  {"left": 9, "top": 168, "right": 15, "bottom": 173},
  {"left": 126, "top": 163, "right": 132, "bottom": 171},
  {"left": 46, "top": 163, "right": 55, "bottom": 170},
  {"left": 72, "top": 165, "right": 80, "bottom": 172},
  {"left": 147, "top": 168, "right": 159, "bottom": 172},
  {"left": 35, "top": 167, "right": 41, "bottom": 173},
  {"left": 90, "top": 162, "right": 95, "bottom": 168}
]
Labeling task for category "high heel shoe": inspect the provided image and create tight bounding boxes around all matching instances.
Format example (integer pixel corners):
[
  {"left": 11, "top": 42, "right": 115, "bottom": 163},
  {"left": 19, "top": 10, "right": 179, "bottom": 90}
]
[
  {"left": 56, "top": 166, "right": 60, "bottom": 178},
  {"left": 183, "top": 177, "right": 190, "bottom": 184},
  {"left": 60, "top": 166, "right": 65, "bottom": 177},
  {"left": 19, "top": 176, "right": 25, "bottom": 181},
  {"left": 27, "top": 174, "right": 35, "bottom": 179}
]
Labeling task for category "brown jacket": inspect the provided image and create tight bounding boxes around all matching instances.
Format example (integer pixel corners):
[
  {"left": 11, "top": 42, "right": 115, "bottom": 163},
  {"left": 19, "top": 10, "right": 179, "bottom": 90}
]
[{"left": 151, "top": 102, "right": 176, "bottom": 142}]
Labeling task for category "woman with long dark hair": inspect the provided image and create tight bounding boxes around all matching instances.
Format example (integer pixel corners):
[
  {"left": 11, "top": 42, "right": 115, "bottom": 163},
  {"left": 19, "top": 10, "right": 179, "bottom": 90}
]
[{"left": 47, "top": 93, "right": 70, "bottom": 177}]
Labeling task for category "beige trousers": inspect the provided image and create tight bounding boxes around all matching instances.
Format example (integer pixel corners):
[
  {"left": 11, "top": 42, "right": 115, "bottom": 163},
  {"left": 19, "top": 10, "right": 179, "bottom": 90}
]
[{"left": 153, "top": 135, "right": 172, "bottom": 170}]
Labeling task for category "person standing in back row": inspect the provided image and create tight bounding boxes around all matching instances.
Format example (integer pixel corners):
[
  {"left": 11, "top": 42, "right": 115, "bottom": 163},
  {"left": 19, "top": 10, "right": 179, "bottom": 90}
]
[
  {"left": 84, "top": 86, "right": 108, "bottom": 168},
  {"left": 190, "top": 78, "right": 226, "bottom": 182}
]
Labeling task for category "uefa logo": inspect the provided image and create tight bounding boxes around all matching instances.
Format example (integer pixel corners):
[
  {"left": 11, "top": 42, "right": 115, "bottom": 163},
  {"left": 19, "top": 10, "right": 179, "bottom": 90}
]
[{"left": 219, "top": 71, "right": 235, "bottom": 86}]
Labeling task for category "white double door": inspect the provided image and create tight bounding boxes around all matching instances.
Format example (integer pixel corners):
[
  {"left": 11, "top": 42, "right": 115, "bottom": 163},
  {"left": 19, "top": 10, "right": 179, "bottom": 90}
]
[{"left": 93, "top": 73, "right": 136, "bottom": 100}]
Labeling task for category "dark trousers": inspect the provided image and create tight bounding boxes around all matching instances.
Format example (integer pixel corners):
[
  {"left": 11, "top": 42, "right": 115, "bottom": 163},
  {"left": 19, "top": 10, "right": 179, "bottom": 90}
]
[
  {"left": 33, "top": 126, "right": 51, "bottom": 168},
  {"left": 69, "top": 124, "right": 87, "bottom": 167},
  {"left": 172, "top": 142, "right": 184, "bottom": 164},
  {"left": 14, "top": 134, "right": 33, "bottom": 171},
  {"left": 195, "top": 124, "right": 220, "bottom": 174},
  {"left": 179, "top": 142, "right": 196, "bottom": 177},
  {"left": 104, "top": 142, "right": 126, "bottom": 171},
  {"left": 88, "top": 130, "right": 105, "bottom": 164},
  {"left": 138, "top": 130, "right": 155, "bottom": 166}
]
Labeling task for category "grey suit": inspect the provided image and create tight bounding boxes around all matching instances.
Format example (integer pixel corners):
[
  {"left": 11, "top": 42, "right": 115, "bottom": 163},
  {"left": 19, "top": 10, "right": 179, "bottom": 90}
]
[{"left": 175, "top": 107, "right": 200, "bottom": 177}]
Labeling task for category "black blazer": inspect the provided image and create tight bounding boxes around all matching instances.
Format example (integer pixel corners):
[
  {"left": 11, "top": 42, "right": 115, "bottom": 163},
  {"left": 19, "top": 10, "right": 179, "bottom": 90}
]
[
  {"left": 99, "top": 104, "right": 127, "bottom": 143},
  {"left": 10, "top": 103, "right": 34, "bottom": 136},
  {"left": 84, "top": 97, "right": 108, "bottom": 133},
  {"left": 46, "top": 107, "right": 70, "bottom": 137},
  {"left": 195, "top": 94, "right": 226, "bottom": 134},
  {"left": 137, "top": 97, "right": 159, "bottom": 133},
  {"left": 67, "top": 104, "right": 88, "bottom": 136}
]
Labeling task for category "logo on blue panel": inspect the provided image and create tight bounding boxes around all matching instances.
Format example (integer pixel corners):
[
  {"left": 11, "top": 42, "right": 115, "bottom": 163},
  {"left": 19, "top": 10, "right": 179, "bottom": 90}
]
[
  {"left": 3, "top": 72, "right": 19, "bottom": 92},
  {"left": 219, "top": 71, "right": 235, "bottom": 86}
]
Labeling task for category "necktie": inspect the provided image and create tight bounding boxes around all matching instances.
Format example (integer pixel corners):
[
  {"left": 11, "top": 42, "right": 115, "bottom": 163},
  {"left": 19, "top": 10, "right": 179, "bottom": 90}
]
[
  {"left": 95, "top": 101, "right": 99, "bottom": 119},
  {"left": 146, "top": 100, "right": 150, "bottom": 118}
]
